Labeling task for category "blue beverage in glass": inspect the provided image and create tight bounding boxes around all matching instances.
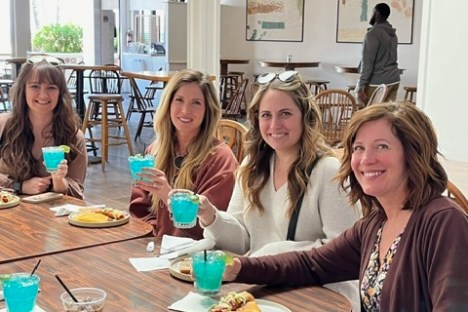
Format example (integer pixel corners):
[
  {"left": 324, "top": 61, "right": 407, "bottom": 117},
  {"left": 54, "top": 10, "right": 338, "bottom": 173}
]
[
  {"left": 3, "top": 273, "right": 40, "bottom": 312},
  {"left": 192, "top": 251, "right": 226, "bottom": 295},
  {"left": 169, "top": 192, "right": 199, "bottom": 228},
  {"left": 128, "top": 154, "right": 155, "bottom": 182},
  {"left": 42, "top": 146, "right": 65, "bottom": 172}
]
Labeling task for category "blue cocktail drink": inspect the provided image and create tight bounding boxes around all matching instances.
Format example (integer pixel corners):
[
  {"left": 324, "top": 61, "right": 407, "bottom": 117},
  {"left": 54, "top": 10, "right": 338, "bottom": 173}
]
[
  {"left": 192, "top": 251, "right": 227, "bottom": 296},
  {"left": 3, "top": 273, "right": 40, "bottom": 312},
  {"left": 169, "top": 192, "right": 199, "bottom": 228},
  {"left": 42, "top": 146, "right": 65, "bottom": 172},
  {"left": 128, "top": 154, "right": 155, "bottom": 183}
]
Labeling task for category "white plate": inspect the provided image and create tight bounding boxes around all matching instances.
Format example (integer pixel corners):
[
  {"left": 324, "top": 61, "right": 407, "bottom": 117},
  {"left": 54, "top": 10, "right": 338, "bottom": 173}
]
[
  {"left": 68, "top": 211, "right": 130, "bottom": 228},
  {"left": 0, "top": 194, "right": 20, "bottom": 209},
  {"left": 256, "top": 299, "right": 292, "bottom": 312}
]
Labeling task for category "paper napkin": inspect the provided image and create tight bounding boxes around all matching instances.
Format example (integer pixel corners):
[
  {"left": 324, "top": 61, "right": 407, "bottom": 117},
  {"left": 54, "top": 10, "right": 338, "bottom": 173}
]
[
  {"left": 128, "top": 257, "right": 171, "bottom": 272},
  {"left": 49, "top": 204, "right": 105, "bottom": 217},
  {"left": 159, "top": 235, "right": 215, "bottom": 259},
  {"left": 168, "top": 291, "right": 217, "bottom": 312}
]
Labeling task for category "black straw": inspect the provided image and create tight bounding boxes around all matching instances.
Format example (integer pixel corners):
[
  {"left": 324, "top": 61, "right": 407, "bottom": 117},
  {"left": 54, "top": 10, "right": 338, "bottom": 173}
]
[
  {"left": 30, "top": 259, "right": 41, "bottom": 276},
  {"left": 204, "top": 249, "right": 207, "bottom": 262},
  {"left": 55, "top": 274, "right": 79, "bottom": 303}
]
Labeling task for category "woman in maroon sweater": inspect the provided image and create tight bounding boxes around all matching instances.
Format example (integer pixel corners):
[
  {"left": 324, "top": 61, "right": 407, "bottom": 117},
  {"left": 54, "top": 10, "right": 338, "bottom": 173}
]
[
  {"left": 129, "top": 69, "right": 238, "bottom": 239},
  {"left": 224, "top": 102, "right": 468, "bottom": 311}
]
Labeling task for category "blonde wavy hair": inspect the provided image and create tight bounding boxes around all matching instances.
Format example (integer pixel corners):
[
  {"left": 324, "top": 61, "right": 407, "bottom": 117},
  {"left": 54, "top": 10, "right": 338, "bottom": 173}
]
[
  {"left": 149, "top": 69, "right": 221, "bottom": 211},
  {"left": 241, "top": 73, "right": 333, "bottom": 217},
  {"left": 336, "top": 102, "right": 447, "bottom": 217}
]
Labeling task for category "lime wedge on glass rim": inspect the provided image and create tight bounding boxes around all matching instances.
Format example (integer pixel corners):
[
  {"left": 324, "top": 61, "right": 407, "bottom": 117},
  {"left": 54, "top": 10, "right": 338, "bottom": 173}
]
[
  {"left": 59, "top": 145, "right": 70, "bottom": 153},
  {"left": 0, "top": 274, "right": 12, "bottom": 284},
  {"left": 189, "top": 194, "right": 199, "bottom": 204}
]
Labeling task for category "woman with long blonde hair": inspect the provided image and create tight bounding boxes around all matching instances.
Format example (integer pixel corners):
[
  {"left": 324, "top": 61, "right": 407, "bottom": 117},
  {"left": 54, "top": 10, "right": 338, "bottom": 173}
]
[{"left": 129, "top": 69, "right": 238, "bottom": 239}]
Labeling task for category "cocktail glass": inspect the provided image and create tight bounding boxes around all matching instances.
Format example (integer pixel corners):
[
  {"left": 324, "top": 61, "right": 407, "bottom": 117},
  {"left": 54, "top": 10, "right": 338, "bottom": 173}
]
[
  {"left": 169, "top": 192, "right": 199, "bottom": 229},
  {"left": 42, "top": 146, "right": 65, "bottom": 172},
  {"left": 192, "top": 250, "right": 227, "bottom": 296},
  {"left": 61, "top": 287, "right": 106, "bottom": 312},
  {"left": 2, "top": 273, "right": 40, "bottom": 312},
  {"left": 128, "top": 154, "right": 155, "bottom": 184}
]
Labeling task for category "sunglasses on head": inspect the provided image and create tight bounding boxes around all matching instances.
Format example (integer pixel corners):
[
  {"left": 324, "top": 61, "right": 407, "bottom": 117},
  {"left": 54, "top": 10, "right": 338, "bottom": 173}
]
[
  {"left": 256, "top": 70, "right": 299, "bottom": 84},
  {"left": 27, "top": 55, "right": 64, "bottom": 66}
]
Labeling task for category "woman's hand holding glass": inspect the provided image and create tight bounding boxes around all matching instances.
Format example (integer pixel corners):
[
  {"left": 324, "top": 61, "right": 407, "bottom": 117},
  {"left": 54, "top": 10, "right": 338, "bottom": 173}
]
[
  {"left": 195, "top": 194, "right": 218, "bottom": 227},
  {"left": 50, "top": 159, "right": 69, "bottom": 193},
  {"left": 223, "top": 257, "right": 242, "bottom": 282},
  {"left": 136, "top": 167, "right": 172, "bottom": 203}
]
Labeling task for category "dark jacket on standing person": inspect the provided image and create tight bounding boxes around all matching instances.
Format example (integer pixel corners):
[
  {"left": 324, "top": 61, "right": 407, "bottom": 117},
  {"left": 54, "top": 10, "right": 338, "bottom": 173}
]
[{"left": 358, "top": 21, "right": 400, "bottom": 89}]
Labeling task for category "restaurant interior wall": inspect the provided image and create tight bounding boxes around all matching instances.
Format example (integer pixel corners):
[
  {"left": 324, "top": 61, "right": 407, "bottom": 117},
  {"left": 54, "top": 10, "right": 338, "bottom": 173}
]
[
  {"left": 417, "top": 0, "right": 468, "bottom": 162},
  {"left": 220, "top": 0, "right": 422, "bottom": 100}
]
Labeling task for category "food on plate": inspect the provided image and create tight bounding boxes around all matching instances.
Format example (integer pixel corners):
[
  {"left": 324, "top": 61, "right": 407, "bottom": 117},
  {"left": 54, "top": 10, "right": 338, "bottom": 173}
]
[
  {"left": 0, "top": 191, "right": 18, "bottom": 204},
  {"left": 73, "top": 208, "right": 127, "bottom": 223},
  {"left": 178, "top": 258, "right": 192, "bottom": 274},
  {"left": 210, "top": 291, "right": 261, "bottom": 312},
  {"left": 95, "top": 208, "right": 126, "bottom": 220}
]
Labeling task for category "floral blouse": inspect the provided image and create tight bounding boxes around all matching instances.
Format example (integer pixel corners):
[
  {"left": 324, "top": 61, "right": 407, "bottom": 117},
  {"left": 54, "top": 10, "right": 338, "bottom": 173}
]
[{"left": 361, "top": 221, "right": 404, "bottom": 311}]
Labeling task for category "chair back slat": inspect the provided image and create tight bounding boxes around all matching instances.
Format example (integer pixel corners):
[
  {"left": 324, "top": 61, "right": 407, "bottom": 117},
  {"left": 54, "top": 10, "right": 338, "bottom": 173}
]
[{"left": 223, "top": 78, "right": 249, "bottom": 119}]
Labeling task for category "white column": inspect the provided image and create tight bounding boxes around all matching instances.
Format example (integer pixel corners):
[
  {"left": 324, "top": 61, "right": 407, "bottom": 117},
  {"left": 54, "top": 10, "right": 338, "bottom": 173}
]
[
  {"left": 187, "top": 0, "right": 220, "bottom": 78},
  {"left": 10, "top": 0, "right": 31, "bottom": 57}
]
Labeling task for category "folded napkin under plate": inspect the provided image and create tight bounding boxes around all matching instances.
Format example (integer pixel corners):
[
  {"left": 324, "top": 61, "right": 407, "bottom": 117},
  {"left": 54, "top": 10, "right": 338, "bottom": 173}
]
[
  {"left": 168, "top": 291, "right": 217, "bottom": 312},
  {"left": 129, "top": 235, "right": 215, "bottom": 272},
  {"left": 49, "top": 204, "right": 105, "bottom": 217}
]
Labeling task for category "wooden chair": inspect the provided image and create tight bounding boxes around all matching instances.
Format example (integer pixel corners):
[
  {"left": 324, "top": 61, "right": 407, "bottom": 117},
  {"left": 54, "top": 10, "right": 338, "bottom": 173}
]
[
  {"left": 305, "top": 79, "right": 330, "bottom": 96},
  {"left": 216, "top": 119, "right": 248, "bottom": 162},
  {"left": 447, "top": 180, "right": 468, "bottom": 214},
  {"left": 222, "top": 78, "right": 249, "bottom": 120},
  {"left": 314, "top": 89, "right": 358, "bottom": 147},
  {"left": 366, "top": 84, "right": 388, "bottom": 106},
  {"left": 404, "top": 86, "right": 417, "bottom": 104}
]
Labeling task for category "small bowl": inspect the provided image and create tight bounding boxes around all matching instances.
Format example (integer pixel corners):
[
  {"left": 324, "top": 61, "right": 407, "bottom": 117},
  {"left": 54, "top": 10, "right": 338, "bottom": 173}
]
[{"left": 61, "top": 287, "right": 106, "bottom": 312}]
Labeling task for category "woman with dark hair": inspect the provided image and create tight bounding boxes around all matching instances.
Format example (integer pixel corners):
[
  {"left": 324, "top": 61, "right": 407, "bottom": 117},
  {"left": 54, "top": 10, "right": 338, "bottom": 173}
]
[
  {"left": 0, "top": 59, "right": 87, "bottom": 199},
  {"left": 196, "top": 71, "right": 360, "bottom": 310},
  {"left": 129, "top": 69, "right": 238, "bottom": 239},
  {"left": 223, "top": 102, "right": 468, "bottom": 311}
]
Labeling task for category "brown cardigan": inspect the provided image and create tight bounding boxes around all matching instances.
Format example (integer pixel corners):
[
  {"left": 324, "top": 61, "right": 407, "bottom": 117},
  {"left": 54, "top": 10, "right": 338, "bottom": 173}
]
[{"left": 236, "top": 197, "right": 468, "bottom": 311}]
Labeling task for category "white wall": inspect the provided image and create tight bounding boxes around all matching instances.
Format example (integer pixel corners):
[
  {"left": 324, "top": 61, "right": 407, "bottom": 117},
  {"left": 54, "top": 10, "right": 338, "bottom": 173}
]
[
  {"left": 418, "top": 1, "right": 468, "bottom": 162},
  {"left": 220, "top": 0, "right": 422, "bottom": 99}
]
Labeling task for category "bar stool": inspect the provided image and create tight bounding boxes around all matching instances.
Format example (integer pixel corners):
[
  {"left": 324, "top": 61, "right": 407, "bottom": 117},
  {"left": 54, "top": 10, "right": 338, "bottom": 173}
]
[
  {"left": 305, "top": 79, "right": 330, "bottom": 96},
  {"left": 82, "top": 94, "right": 134, "bottom": 171},
  {"left": 404, "top": 86, "right": 417, "bottom": 103}
]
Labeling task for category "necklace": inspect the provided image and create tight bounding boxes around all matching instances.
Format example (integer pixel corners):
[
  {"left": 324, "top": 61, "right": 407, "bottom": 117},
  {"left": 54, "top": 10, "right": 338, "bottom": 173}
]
[{"left": 174, "top": 154, "right": 186, "bottom": 169}]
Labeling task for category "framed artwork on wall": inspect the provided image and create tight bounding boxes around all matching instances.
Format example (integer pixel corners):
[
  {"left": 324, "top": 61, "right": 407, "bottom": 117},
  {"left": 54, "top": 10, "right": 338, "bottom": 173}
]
[
  {"left": 336, "top": 0, "right": 414, "bottom": 44},
  {"left": 246, "top": 0, "right": 305, "bottom": 42}
]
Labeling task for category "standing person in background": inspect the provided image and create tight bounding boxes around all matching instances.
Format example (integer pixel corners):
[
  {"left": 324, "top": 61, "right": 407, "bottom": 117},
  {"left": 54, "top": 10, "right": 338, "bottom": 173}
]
[
  {"left": 0, "top": 58, "right": 87, "bottom": 199},
  {"left": 129, "top": 69, "right": 238, "bottom": 239},
  {"left": 196, "top": 71, "right": 361, "bottom": 311},
  {"left": 357, "top": 3, "right": 400, "bottom": 105},
  {"left": 223, "top": 102, "right": 468, "bottom": 311}
]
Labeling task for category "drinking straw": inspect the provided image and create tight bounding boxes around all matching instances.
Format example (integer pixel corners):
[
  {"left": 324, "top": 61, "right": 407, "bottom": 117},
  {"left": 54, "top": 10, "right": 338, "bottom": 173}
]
[
  {"left": 55, "top": 274, "right": 79, "bottom": 303},
  {"left": 30, "top": 259, "right": 41, "bottom": 276},
  {"left": 204, "top": 249, "right": 207, "bottom": 262}
]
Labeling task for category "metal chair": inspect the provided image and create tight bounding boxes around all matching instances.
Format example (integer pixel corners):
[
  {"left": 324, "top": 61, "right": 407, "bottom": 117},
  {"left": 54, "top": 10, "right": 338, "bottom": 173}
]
[
  {"left": 222, "top": 78, "right": 249, "bottom": 121},
  {"left": 314, "top": 89, "right": 358, "bottom": 147},
  {"left": 216, "top": 119, "right": 248, "bottom": 162}
]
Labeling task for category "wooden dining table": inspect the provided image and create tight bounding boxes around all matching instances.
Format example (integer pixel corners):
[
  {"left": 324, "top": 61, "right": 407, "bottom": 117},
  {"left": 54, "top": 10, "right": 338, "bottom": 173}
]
[
  {"left": 0, "top": 237, "right": 352, "bottom": 311},
  {"left": 334, "top": 65, "right": 405, "bottom": 75},
  {"left": 259, "top": 60, "right": 321, "bottom": 71},
  {"left": 220, "top": 59, "right": 250, "bottom": 76},
  {"left": 0, "top": 196, "right": 152, "bottom": 264}
]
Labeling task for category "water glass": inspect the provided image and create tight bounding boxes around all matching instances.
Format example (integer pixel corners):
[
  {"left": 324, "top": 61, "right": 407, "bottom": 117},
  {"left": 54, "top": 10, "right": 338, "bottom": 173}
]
[
  {"left": 192, "top": 251, "right": 226, "bottom": 296},
  {"left": 42, "top": 146, "right": 65, "bottom": 172},
  {"left": 169, "top": 192, "right": 199, "bottom": 228},
  {"left": 61, "top": 287, "right": 106, "bottom": 312},
  {"left": 3, "top": 273, "right": 40, "bottom": 312},
  {"left": 128, "top": 154, "right": 155, "bottom": 183}
]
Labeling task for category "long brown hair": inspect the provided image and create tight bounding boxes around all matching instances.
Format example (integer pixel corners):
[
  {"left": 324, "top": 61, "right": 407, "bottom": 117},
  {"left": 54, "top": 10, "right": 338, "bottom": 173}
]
[
  {"left": 241, "top": 73, "right": 333, "bottom": 217},
  {"left": 1, "top": 60, "right": 81, "bottom": 180},
  {"left": 337, "top": 102, "right": 447, "bottom": 217}
]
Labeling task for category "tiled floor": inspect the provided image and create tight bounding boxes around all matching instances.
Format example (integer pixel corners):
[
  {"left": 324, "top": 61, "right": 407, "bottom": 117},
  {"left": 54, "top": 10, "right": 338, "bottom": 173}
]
[{"left": 83, "top": 98, "right": 468, "bottom": 210}]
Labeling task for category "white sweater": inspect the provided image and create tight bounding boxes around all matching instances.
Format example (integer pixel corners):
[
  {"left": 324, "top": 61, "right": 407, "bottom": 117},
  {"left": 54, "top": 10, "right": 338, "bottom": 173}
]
[{"left": 203, "top": 156, "right": 362, "bottom": 311}]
